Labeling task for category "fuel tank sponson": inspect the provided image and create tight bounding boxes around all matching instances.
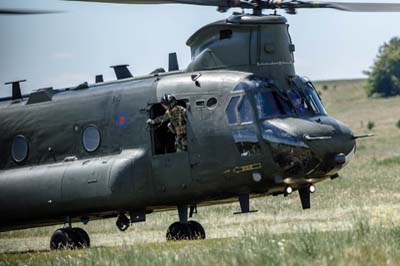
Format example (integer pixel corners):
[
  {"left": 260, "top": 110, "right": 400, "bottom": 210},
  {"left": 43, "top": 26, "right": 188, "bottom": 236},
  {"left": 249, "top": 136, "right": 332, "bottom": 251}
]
[{"left": 0, "top": 149, "right": 149, "bottom": 231}]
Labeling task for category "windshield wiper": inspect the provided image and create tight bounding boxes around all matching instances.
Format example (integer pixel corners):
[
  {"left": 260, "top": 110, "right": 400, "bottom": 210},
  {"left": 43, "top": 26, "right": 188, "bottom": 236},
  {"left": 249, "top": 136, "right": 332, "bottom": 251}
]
[
  {"left": 290, "top": 77, "right": 316, "bottom": 115},
  {"left": 268, "top": 82, "right": 296, "bottom": 114}
]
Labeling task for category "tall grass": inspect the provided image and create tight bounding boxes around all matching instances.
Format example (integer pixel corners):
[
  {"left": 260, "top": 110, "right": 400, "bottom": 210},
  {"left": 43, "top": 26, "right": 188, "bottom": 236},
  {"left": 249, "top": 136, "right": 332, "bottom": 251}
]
[{"left": 1, "top": 218, "right": 400, "bottom": 266}]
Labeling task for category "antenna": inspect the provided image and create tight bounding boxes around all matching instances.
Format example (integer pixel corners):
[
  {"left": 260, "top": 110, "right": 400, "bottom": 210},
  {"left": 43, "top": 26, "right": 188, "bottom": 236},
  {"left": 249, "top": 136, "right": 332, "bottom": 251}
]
[
  {"left": 110, "top": 64, "right": 133, "bottom": 80},
  {"left": 4, "top": 79, "right": 26, "bottom": 100},
  {"left": 168, "top": 53, "right": 179, "bottom": 72}
]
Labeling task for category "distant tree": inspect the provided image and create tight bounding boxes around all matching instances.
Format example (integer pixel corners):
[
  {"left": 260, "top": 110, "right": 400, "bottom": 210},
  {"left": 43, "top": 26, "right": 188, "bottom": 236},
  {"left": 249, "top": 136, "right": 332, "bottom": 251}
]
[
  {"left": 367, "top": 121, "right": 375, "bottom": 130},
  {"left": 365, "top": 37, "right": 400, "bottom": 97}
]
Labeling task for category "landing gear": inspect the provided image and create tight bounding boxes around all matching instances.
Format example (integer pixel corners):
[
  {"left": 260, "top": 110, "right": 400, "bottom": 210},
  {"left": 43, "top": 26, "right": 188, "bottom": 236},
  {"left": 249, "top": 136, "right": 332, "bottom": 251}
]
[
  {"left": 298, "top": 185, "right": 316, "bottom": 210},
  {"left": 166, "top": 220, "right": 206, "bottom": 240},
  {"left": 166, "top": 222, "right": 191, "bottom": 240},
  {"left": 166, "top": 205, "right": 206, "bottom": 241},
  {"left": 50, "top": 227, "right": 90, "bottom": 250},
  {"left": 188, "top": 220, "right": 206, "bottom": 239},
  {"left": 72, "top": 228, "right": 90, "bottom": 247}
]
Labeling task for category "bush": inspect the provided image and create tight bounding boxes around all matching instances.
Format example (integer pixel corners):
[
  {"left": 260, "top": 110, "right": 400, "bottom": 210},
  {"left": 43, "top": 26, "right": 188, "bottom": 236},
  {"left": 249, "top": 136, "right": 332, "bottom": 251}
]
[
  {"left": 367, "top": 121, "right": 375, "bottom": 130},
  {"left": 365, "top": 37, "right": 400, "bottom": 97},
  {"left": 396, "top": 120, "right": 400, "bottom": 129},
  {"left": 322, "top": 85, "right": 329, "bottom": 91}
]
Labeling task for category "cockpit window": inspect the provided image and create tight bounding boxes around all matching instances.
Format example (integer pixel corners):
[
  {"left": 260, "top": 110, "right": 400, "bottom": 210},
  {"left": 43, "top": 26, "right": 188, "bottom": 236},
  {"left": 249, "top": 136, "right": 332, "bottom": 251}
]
[
  {"left": 234, "top": 77, "right": 327, "bottom": 120},
  {"left": 287, "top": 90, "right": 313, "bottom": 115},
  {"left": 226, "top": 96, "right": 240, "bottom": 124},
  {"left": 238, "top": 95, "right": 253, "bottom": 123},
  {"left": 303, "top": 85, "right": 327, "bottom": 115},
  {"left": 287, "top": 85, "right": 327, "bottom": 115},
  {"left": 255, "top": 92, "right": 279, "bottom": 118},
  {"left": 254, "top": 91, "right": 294, "bottom": 119}
]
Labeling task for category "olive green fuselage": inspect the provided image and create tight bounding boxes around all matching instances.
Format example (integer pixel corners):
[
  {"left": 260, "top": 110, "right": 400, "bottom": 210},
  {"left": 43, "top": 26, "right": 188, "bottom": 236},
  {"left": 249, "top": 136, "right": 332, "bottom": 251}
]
[
  {"left": 0, "top": 14, "right": 355, "bottom": 231},
  {"left": 0, "top": 71, "right": 277, "bottom": 230}
]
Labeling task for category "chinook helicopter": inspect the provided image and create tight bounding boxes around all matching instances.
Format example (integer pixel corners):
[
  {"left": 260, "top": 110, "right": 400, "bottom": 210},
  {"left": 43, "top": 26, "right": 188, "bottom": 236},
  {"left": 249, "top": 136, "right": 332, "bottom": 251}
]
[{"left": 0, "top": 0, "right": 396, "bottom": 250}]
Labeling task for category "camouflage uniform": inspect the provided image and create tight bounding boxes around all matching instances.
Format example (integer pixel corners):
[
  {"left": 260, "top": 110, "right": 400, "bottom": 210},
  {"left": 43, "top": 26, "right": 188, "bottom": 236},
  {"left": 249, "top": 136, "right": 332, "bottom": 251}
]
[{"left": 153, "top": 105, "right": 187, "bottom": 152}]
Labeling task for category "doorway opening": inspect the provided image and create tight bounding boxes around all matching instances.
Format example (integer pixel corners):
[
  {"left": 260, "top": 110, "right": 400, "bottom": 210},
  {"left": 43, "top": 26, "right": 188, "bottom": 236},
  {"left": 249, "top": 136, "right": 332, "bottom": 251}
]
[{"left": 149, "top": 99, "right": 188, "bottom": 155}]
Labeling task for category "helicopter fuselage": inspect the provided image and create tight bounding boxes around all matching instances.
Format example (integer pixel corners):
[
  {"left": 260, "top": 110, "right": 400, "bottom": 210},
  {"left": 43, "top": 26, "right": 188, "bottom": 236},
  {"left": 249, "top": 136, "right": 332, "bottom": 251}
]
[
  {"left": 0, "top": 14, "right": 355, "bottom": 232},
  {"left": 0, "top": 69, "right": 354, "bottom": 231}
]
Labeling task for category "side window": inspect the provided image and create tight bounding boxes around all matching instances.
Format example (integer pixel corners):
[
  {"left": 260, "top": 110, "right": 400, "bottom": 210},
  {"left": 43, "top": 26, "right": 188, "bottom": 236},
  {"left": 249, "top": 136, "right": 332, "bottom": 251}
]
[
  {"left": 82, "top": 126, "right": 101, "bottom": 152},
  {"left": 232, "top": 127, "right": 261, "bottom": 156},
  {"left": 226, "top": 95, "right": 261, "bottom": 156},
  {"left": 206, "top": 97, "right": 218, "bottom": 110},
  {"left": 238, "top": 95, "right": 253, "bottom": 123},
  {"left": 11, "top": 135, "right": 29, "bottom": 163},
  {"left": 226, "top": 96, "right": 240, "bottom": 124}
]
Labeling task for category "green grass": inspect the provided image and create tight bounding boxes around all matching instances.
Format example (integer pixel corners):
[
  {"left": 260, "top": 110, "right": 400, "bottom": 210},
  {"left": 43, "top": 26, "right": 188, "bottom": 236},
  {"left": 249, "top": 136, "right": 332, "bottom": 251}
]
[
  {"left": 2, "top": 220, "right": 400, "bottom": 266},
  {"left": 1, "top": 78, "right": 400, "bottom": 265},
  {"left": 376, "top": 156, "right": 400, "bottom": 166}
]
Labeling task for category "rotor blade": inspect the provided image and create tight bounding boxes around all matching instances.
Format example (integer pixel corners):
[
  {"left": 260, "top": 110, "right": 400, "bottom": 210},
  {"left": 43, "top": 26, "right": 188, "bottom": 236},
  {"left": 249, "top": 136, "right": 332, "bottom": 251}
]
[
  {"left": 329, "top": 2, "right": 400, "bottom": 12},
  {"left": 284, "top": 1, "right": 400, "bottom": 12},
  {"left": 0, "top": 8, "right": 62, "bottom": 15},
  {"left": 64, "top": 0, "right": 400, "bottom": 12},
  {"left": 64, "top": 0, "right": 230, "bottom": 7}
]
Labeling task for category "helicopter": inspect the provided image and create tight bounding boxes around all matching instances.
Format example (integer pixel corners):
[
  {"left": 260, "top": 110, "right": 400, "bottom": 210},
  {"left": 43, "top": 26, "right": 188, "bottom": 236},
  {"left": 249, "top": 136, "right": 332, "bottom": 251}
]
[{"left": 0, "top": 0, "right": 396, "bottom": 250}]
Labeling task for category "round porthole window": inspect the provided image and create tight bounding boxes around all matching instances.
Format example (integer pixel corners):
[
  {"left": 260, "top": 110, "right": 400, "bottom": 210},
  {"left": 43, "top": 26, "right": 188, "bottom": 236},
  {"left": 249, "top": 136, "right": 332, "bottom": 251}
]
[
  {"left": 82, "top": 126, "right": 101, "bottom": 152},
  {"left": 11, "top": 135, "right": 29, "bottom": 163},
  {"left": 207, "top": 97, "right": 218, "bottom": 110}
]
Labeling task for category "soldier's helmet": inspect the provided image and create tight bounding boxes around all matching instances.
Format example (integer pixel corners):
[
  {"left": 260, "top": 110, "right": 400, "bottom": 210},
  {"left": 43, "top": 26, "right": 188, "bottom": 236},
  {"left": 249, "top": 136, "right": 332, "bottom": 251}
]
[{"left": 160, "top": 94, "right": 177, "bottom": 108}]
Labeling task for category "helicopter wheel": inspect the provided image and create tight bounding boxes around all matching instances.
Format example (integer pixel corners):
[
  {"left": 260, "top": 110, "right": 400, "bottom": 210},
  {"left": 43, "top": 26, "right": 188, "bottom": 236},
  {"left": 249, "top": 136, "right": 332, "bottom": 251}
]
[
  {"left": 50, "top": 228, "right": 76, "bottom": 250},
  {"left": 188, "top": 220, "right": 205, "bottom": 240},
  {"left": 166, "top": 222, "right": 192, "bottom": 241},
  {"left": 50, "top": 228, "right": 90, "bottom": 250},
  {"left": 166, "top": 221, "right": 205, "bottom": 241},
  {"left": 72, "top": 227, "right": 90, "bottom": 248}
]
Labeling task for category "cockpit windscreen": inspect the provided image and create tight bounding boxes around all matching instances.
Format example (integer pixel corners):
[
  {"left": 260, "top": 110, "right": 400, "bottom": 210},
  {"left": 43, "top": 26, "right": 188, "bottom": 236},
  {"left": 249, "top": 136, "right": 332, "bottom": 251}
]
[
  {"left": 254, "top": 91, "right": 294, "bottom": 119},
  {"left": 239, "top": 79, "right": 327, "bottom": 119}
]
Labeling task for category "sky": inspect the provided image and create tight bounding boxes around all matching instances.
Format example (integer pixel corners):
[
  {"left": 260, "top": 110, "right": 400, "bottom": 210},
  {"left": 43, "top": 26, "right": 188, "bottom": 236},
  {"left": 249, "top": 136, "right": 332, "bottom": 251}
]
[{"left": 0, "top": 0, "right": 399, "bottom": 97}]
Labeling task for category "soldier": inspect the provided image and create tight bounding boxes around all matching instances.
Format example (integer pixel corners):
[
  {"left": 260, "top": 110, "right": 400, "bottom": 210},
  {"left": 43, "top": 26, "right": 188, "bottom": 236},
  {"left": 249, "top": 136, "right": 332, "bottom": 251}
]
[{"left": 147, "top": 94, "right": 188, "bottom": 152}]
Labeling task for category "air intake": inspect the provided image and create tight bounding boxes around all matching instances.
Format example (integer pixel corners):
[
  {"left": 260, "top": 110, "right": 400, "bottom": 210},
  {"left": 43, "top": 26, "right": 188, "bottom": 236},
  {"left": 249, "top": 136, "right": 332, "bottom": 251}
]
[{"left": 95, "top": 75, "right": 104, "bottom": 83}]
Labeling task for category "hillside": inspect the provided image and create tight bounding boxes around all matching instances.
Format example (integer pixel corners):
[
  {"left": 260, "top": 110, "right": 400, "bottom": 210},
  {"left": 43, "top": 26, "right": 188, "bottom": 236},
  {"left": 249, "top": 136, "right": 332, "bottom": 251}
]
[{"left": 1, "top": 79, "right": 400, "bottom": 265}]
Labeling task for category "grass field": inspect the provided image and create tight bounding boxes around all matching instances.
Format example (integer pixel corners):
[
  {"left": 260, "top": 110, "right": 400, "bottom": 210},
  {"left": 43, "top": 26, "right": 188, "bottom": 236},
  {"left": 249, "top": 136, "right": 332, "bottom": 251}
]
[{"left": 1, "top": 79, "right": 400, "bottom": 265}]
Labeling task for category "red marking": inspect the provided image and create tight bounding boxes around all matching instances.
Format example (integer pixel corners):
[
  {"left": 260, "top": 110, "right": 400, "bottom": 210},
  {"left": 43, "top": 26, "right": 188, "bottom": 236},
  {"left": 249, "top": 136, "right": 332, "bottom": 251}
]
[{"left": 119, "top": 116, "right": 126, "bottom": 125}]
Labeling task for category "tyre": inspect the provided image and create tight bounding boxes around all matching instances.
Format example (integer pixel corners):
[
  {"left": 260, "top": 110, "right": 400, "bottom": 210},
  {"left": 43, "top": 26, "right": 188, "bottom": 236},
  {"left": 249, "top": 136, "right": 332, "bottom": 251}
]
[
  {"left": 166, "top": 222, "right": 192, "bottom": 241},
  {"left": 50, "top": 229, "right": 76, "bottom": 250},
  {"left": 72, "top": 228, "right": 90, "bottom": 248},
  {"left": 188, "top": 220, "right": 206, "bottom": 240}
]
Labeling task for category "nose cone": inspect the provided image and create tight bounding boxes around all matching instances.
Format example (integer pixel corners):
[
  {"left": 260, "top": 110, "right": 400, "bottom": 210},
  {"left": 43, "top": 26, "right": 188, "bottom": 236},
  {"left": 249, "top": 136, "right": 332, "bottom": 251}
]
[
  {"left": 260, "top": 120, "right": 320, "bottom": 178},
  {"left": 267, "top": 116, "right": 355, "bottom": 156},
  {"left": 261, "top": 116, "right": 356, "bottom": 178},
  {"left": 300, "top": 117, "right": 356, "bottom": 176},
  {"left": 303, "top": 117, "right": 356, "bottom": 161}
]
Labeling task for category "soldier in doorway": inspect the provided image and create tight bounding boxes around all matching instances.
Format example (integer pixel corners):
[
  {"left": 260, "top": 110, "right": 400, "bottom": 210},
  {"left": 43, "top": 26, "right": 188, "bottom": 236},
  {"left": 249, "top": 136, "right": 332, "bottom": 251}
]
[{"left": 147, "top": 94, "right": 188, "bottom": 152}]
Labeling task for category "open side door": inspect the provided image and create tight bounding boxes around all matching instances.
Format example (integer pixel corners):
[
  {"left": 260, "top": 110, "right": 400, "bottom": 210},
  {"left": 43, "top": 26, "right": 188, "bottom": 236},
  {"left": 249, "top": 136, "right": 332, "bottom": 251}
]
[{"left": 148, "top": 101, "right": 192, "bottom": 198}]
